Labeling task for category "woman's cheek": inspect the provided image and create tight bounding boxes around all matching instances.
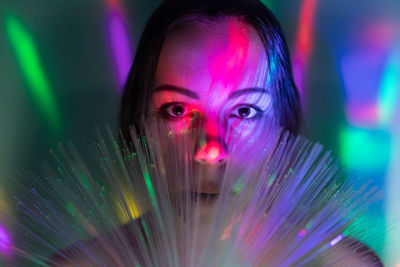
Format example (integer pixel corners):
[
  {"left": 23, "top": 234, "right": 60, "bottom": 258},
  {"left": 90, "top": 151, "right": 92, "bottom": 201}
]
[
  {"left": 225, "top": 115, "right": 277, "bottom": 159},
  {"left": 166, "top": 117, "right": 193, "bottom": 135},
  {"left": 227, "top": 118, "right": 260, "bottom": 140}
]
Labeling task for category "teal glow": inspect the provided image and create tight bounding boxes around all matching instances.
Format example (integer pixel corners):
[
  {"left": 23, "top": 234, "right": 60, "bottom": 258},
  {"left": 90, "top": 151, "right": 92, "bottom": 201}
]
[
  {"left": 339, "top": 127, "right": 391, "bottom": 171},
  {"left": 379, "top": 49, "right": 400, "bottom": 126},
  {"left": 344, "top": 211, "right": 385, "bottom": 256},
  {"left": 5, "top": 14, "right": 62, "bottom": 134}
]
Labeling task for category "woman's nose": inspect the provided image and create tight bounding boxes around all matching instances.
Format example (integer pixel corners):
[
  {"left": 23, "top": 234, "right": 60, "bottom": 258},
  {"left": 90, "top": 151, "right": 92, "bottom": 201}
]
[
  {"left": 194, "top": 139, "right": 228, "bottom": 165},
  {"left": 193, "top": 118, "right": 227, "bottom": 165}
]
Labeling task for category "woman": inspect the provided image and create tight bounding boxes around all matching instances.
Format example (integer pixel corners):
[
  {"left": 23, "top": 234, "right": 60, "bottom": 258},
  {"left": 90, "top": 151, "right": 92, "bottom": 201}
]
[
  {"left": 119, "top": 0, "right": 301, "bottom": 201},
  {"left": 118, "top": 0, "right": 383, "bottom": 265},
  {"left": 51, "top": 0, "right": 382, "bottom": 265}
]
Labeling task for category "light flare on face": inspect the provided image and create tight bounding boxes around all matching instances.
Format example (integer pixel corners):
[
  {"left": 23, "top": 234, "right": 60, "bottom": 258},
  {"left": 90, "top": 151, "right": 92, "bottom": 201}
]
[
  {"left": 206, "top": 18, "right": 251, "bottom": 106},
  {"left": 152, "top": 18, "right": 272, "bottom": 178},
  {"left": 194, "top": 140, "right": 227, "bottom": 165},
  {"left": 203, "top": 113, "right": 221, "bottom": 141}
]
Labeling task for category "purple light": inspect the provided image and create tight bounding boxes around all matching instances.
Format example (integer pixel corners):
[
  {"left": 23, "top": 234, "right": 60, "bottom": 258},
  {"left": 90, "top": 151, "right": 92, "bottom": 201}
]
[
  {"left": 339, "top": 22, "right": 397, "bottom": 127},
  {"left": 107, "top": 10, "right": 133, "bottom": 93},
  {"left": 340, "top": 51, "right": 384, "bottom": 126},
  {"left": 0, "top": 224, "right": 12, "bottom": 255},
  {"left": 329, "top": 234, "right": 343, "bottom": 247}
]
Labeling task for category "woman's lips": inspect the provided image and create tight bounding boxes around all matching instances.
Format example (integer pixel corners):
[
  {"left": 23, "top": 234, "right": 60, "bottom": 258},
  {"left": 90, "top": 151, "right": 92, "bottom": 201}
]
[
  {"left": 191, "top": 184, "right": 221, "bottom": 194},
  {"left": 190, "top": 192, "right": 220, "bottom": 203}
]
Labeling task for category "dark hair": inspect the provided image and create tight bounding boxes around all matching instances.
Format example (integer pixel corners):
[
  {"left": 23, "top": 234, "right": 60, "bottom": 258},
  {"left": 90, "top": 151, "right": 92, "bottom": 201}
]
[{"left": 119, "top": 0, "right": 302, "bottom": 142}]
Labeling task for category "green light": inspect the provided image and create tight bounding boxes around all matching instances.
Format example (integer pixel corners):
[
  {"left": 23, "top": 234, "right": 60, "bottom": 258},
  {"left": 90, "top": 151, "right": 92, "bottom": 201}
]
[
  {"left": 339, "top": 127, "right": 391, "bottom": 171},
  {"left": 379, "top": 50, "right": 400, "bottom": 126},
  {"left": 5, "top": 14, "right": 61, "bottom": 134},
  {"left": 144, "top": 172, "right": 157, "bottom": 208},
  {"left": 66, "top": 202, "right": 76, "bottom": 216},
  {"left": 260, "top": 0, "right": 275, "bottom": 11}
]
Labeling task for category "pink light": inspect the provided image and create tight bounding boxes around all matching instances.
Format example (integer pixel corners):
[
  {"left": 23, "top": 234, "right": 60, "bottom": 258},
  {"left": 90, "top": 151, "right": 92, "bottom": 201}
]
[
  {"left": 347, "top": 104, "right": 379, "bottom": 127},
  {"left": 360, "top": 23, "right": 397, "bottom": 53},
  {"left": 106, "top": 1, "right": 133, "bottom": 93},
  {"left": 292, "top": 0, "right": 317, "bottom": 104},
  {"left": 194, "top": 140, "right": 227, "bottom": 164},
  {"left": 298, "top": 228, "right": 307, "bottom": 238},
  {"left": 208, "top": 18, "right": 250, "bottom": 94},
  {"left": 106, "top": 0, "right": 122, "bottom": 9}
]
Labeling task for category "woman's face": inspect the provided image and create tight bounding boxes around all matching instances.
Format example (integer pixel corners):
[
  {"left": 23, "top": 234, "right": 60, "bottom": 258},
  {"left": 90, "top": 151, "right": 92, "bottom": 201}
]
[{"left": 149, "top": 17, "right": 275, "bottom": 194}]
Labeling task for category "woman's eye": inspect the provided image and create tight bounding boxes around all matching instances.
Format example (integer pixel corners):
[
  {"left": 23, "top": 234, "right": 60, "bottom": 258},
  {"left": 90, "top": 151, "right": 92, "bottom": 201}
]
[
  {"left": 161, "top": 103, "right": 189, "bottom": 118},
  {"left": 230, "top": 105, "right": 262, "bottom": 119}
]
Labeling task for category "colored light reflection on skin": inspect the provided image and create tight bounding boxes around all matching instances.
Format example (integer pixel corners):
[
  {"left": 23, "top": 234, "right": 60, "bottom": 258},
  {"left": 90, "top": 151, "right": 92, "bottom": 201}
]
[
  {"left": 106, "top": 0, "right": 133, "bottom": 92},
  {"left": 209, "top": 18, "right": 250, "bottom": 91},
  {"left": 5, "top": 15, "right": 61, "bottom": 134},
  {"left": 153, "top": 17, "right": 270, "bottom": 171},
  {"left": 0, "top": 224, "right": 11, "bottom": 255},
  {"left": 292, "top": 0, "right": 317, "bottom": 102},
  {"left": 378, "top": 49, "right": 400, "bottom": 126},
  {"left": 339, "top": 126, "right": 390, "bottom": 171},
  {"left": 194, "top": 140, "right": 227, "bottom": 164}
]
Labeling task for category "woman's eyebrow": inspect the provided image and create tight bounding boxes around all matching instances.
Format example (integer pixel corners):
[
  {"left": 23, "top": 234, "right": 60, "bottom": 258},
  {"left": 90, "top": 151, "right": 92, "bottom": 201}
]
[
  {"left": 228, "top": 88, "right": 269, "bottom": 99},
  {"left": 154, "top": 84, "right": 199, "bottom": 99},
  {"left": 154, "top": 85, "right": 268, "bottom": 100}
]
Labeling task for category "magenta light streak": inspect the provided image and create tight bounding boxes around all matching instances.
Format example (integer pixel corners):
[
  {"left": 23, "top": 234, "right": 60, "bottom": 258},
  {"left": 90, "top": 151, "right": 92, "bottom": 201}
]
[
  {"left": 0, "top": 224, "right": 12, "bottom": 255},
  {"left": 108, "top": 11, "right": 133, "bottom": 93}
]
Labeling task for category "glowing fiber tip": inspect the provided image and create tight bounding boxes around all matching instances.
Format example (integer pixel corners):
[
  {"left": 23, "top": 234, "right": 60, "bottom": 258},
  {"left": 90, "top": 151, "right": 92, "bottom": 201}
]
[
  {"left": 329, "top": 234, "right": 343, "bottom": 247},
  {"left": 298, "top": 228, "right": 307, "bottom": 238}
]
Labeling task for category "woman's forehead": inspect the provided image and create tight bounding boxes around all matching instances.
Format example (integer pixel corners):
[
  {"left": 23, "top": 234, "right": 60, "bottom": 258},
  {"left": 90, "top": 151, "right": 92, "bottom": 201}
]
[{"left": 154, "top": 16, "right": 269, "bottom": 98}]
